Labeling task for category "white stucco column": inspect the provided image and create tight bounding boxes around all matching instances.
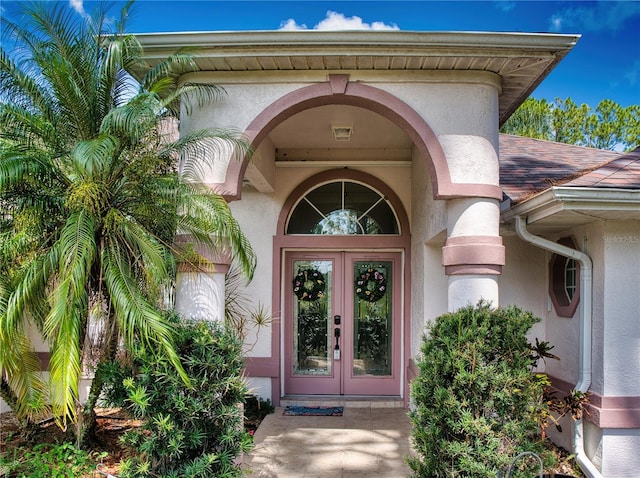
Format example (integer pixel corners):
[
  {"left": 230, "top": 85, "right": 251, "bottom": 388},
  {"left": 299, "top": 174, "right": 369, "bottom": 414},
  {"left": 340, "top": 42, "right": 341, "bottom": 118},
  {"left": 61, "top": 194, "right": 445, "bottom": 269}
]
[
  {"left": 175, "top": 265, "right": 226, "bottom": 321},
  {"left": 442, "top": 197, "right": 504, "bottom": 311},
  {"left": 430, "top": 78, "right": 504, "bottom": 312},
  {"left": 173, "top": 235, "right": 231, "bottom": 322}
]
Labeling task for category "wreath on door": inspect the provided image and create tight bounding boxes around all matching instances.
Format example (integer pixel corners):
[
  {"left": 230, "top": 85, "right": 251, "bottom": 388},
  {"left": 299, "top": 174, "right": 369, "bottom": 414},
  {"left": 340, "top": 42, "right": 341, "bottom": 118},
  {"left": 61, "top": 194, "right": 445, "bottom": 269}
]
[
  {"left": 293, "top": 269, "right": 326, "bottom": 301},
  {"left": 355, "top": 268, "right": 387, "bottom": 303}
]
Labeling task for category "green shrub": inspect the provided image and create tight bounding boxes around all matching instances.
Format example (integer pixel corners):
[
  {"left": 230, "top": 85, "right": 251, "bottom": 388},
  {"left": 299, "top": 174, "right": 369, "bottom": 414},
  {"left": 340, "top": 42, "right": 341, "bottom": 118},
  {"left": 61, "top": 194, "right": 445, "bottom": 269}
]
[
  {"left": 408, "top": 301, "right": 552, "bottom": 477},
  {"left": 0, "top": 442, "right": 102, "bottom": 477},
  {"left": 103, "top": 316, "right": 251, "bottom": 478}
]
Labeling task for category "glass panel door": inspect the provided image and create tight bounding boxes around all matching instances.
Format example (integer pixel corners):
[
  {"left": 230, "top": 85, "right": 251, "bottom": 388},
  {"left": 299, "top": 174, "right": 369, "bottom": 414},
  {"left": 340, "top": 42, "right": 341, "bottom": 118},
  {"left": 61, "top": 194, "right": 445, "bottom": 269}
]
[
  {"left": 285, "top": 254, "right": 341, "bottom": 395},
  {"left": 284, "top": 252, "right": 400, "bottom": 397},
  {"left": 293, "top": 262, "right": 332, "bottom": 376},
  {"left": 352, "top": 261, "right": 392, "bottom": 376},
  {"left": 343, "top": 253, "right": 400, "bottom": 396}
]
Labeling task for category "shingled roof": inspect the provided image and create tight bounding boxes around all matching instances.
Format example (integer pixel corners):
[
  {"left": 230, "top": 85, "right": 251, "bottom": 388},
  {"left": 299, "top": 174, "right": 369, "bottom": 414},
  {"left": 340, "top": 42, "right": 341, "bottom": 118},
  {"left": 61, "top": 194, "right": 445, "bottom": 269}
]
[
  {"left": 499, "top": 134, "right": 624, "bottom": 203},
  {"left": 561, "top": 147, "right": 640, "bottom": 189}
]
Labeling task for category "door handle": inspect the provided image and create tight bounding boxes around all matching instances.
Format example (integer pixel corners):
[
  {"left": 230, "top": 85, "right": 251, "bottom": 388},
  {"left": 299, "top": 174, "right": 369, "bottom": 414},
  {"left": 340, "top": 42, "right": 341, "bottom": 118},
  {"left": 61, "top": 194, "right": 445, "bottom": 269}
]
[{"left": 334, "top": 328, "right": 340, "bottom": 338}]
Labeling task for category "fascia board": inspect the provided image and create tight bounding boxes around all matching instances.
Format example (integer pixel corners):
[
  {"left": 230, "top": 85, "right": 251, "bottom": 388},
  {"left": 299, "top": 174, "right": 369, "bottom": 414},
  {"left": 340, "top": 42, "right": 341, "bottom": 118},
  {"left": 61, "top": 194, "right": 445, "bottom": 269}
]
[
  {"left": 502, "top": 187, "right": 640, "bottom": 224},
  {"left": 135, "top": 30, "right": 580, "bottom": 57}
]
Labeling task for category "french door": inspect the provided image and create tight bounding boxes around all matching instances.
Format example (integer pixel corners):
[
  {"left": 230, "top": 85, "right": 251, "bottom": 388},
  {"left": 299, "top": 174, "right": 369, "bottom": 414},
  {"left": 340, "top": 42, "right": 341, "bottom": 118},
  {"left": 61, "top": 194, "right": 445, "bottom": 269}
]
[{"left": 284, "top": 251, "right": 401, "bottom": 396}]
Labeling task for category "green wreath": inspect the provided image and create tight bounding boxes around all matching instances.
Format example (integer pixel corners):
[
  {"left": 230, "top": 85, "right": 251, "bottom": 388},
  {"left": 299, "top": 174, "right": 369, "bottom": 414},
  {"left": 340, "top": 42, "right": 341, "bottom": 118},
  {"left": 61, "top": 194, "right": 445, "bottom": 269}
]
[
  {"left": 355, "top": 268, "right": 387, "bottom": 303},
  {"left": 293, "top": 269, "right": 326, "bottom": 301}
]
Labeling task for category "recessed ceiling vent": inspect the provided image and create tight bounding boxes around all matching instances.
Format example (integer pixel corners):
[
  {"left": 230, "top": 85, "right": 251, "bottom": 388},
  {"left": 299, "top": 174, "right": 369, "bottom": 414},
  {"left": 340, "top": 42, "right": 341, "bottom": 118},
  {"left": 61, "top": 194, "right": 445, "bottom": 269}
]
[{"left": 331, "top": 124, "right": 353, "bottom": 142}]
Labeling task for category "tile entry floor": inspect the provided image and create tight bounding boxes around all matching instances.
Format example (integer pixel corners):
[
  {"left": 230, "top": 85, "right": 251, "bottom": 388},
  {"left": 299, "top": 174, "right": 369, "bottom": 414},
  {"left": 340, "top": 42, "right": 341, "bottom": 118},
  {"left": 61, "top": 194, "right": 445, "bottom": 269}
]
[{"left": 243, "top": 406, "right": 413, "bottom": 477}]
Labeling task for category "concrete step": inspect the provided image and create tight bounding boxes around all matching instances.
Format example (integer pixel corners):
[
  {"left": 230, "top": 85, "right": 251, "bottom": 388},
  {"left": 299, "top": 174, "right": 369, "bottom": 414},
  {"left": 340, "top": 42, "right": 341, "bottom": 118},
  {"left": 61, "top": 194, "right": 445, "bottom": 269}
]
[{"left": 280, "top": 395, "right": 405, "bottom": 409}]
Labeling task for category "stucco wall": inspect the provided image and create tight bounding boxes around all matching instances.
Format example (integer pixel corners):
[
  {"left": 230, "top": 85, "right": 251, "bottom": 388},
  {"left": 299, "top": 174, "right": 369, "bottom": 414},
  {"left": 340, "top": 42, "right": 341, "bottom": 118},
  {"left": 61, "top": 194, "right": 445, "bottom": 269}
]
[
  {"left": 499, "top": 234, "right": 547, "bottom": 344},
  {"left": 602, "top": 221, "right": 640, "bottom": 397},
  {"left": 410, "top": 146, "right": 448, "bottom": 358},
  {"left": 380, "top": 76, "right": 500, "bottom": 187},
  {"left": 227, "top": 187, "right": 281, "bottom": 358}
]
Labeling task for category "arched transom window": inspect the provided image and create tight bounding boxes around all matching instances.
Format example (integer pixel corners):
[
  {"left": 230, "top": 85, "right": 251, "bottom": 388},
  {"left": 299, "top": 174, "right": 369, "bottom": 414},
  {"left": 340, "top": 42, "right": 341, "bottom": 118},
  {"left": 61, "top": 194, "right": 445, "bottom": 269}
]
[{"left": 287, "top": 181, "right": 400, "bottom": 235}]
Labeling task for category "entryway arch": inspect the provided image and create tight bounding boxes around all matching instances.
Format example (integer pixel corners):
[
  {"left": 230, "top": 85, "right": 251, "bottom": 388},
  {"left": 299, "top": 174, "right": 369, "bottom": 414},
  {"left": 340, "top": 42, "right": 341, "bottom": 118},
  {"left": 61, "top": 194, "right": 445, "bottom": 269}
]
[{"left": 220, "top": 74, "right": 499, "bottom": 201}]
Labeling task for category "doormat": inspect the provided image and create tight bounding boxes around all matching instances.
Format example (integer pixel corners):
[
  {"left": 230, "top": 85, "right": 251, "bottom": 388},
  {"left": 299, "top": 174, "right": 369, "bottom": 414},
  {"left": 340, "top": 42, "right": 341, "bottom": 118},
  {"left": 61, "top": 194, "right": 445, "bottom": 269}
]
[{"left": 283, "top": 406, "right": 344, "bottom": 416}]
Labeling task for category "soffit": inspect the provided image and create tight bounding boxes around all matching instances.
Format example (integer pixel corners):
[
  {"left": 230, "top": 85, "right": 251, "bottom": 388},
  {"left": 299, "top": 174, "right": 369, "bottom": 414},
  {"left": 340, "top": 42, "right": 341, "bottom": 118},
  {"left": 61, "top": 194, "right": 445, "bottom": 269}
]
[{"left": 136, "top": 30, "right": 580, "bottom": 125}]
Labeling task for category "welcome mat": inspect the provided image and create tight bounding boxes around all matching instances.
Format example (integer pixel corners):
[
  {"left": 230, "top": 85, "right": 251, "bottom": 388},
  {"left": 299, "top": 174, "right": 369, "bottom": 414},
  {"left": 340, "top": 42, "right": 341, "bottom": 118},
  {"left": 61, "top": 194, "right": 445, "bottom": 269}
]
[{"left": 283, "top": 405, "right": 344, "bottom": 416}]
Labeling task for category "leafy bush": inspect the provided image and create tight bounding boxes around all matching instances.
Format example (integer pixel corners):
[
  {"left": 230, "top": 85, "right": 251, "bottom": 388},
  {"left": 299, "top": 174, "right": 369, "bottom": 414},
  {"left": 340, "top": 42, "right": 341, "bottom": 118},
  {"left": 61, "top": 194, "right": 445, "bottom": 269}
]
[
  {"left": 0, "top": 442, "right": 102, "bottom": 477},
  {"left": 408, "top": 301, "right": 553, "bottom": 477},
  {"left": 102, "top": 316, "right": 251, "bottom": 478}
]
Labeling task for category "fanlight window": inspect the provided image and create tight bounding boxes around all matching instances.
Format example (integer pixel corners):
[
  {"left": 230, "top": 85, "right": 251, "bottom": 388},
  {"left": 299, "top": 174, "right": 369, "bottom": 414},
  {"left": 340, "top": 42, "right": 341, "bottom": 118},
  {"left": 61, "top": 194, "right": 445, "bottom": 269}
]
[{"left": 287, "top": 181, "right": 399, "bottom": 235}]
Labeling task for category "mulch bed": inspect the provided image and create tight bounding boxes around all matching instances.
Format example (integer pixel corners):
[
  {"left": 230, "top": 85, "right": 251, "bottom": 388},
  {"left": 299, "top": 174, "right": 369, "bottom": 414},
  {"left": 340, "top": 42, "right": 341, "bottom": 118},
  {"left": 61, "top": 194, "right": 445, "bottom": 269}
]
[
  {"left": 1, "top": 408, "right": 582, "bottom": 477},
  {"left": 1, "top": 409, "right": 140, "bottom": 477}
]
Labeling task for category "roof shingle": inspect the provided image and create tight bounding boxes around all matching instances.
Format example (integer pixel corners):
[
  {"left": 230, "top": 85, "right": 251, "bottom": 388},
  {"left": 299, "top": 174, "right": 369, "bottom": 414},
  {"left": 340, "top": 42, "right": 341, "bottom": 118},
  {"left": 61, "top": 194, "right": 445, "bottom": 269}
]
[
  {"left": 499, "top": 134, "right": 630, "bottom": 203},
  {"left": 562, "top": 148, "right": 640, "bottom": 189}
]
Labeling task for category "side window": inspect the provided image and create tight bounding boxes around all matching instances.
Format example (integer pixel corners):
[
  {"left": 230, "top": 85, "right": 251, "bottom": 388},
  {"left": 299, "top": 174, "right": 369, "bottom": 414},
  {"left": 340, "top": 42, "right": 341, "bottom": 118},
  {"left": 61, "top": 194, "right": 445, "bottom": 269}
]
[{"left": 549, "top": 237, "right": 580, "bottom": 317}]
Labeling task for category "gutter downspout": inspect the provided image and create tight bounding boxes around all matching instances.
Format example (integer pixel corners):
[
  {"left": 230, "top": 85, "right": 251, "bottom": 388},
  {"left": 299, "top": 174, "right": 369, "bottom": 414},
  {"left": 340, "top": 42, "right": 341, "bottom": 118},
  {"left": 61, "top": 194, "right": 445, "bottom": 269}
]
[{"left": 514, "top": 216, "right": 602, "bottom": 478}]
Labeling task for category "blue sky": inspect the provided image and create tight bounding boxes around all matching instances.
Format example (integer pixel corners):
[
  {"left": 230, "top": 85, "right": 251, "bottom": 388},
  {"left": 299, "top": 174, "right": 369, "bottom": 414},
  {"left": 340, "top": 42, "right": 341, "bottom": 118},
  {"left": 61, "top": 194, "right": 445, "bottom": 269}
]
[{"left": 4, "top": 1, "right": 640, "bottom": 107}]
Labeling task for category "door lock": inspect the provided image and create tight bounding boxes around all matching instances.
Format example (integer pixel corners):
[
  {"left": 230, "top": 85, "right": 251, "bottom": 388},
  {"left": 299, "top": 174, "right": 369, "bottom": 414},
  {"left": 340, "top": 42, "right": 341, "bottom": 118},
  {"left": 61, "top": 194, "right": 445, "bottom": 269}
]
[{"left": 334, "top": 315, "right": 341, "bottom": 325}]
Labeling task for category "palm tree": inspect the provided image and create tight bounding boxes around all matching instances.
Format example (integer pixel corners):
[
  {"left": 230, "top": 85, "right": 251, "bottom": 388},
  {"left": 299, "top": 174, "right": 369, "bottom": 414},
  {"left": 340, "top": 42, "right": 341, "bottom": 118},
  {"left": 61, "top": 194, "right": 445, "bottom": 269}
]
[{"left": 0, "top": 1, "right": 255, "bottom": 443}]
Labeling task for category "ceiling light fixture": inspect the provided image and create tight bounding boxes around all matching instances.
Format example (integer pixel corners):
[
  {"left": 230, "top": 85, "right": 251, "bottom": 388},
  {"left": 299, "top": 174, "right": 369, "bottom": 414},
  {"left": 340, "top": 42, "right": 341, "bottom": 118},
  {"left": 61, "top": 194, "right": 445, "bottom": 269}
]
[{"left": 331, "top": 124, "right": 353, "bottom": 142}]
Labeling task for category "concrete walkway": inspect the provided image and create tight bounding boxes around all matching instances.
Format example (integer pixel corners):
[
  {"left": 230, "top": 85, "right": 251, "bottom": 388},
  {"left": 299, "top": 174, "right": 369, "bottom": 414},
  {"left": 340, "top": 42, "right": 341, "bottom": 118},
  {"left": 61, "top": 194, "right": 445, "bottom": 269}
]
[{"left": 244, "top": 406, "right": 413, "bottom": 477}]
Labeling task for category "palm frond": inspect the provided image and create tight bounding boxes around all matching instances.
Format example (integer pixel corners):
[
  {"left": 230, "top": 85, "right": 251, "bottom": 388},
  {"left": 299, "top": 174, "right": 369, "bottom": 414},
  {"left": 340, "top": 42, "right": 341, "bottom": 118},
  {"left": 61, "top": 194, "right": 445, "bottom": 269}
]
[
  {"left": 177, "top": 186, "right": 256, "bottom": 280},
  {"left": 46, "top": 279, "right": 84, "bottom": 426},
  {"left": 102, "top": 241, "right": 189, "bottom": 385},
  {"left": 164, "top": 82, "right": 227, "bottom": 117},
  {"left": 5, "top": 246, "right": 59, "bottom": 339},
  {"left": 139, "top": 49, "right": 201, "bottom": 93},
  {"left": 104, "top": 207, "right": 171, "bottom": 301},
  {"left": 115, "top": 1, "right": 136, "bottom": 35},
  {"left": 101, "top": 34, "right": 143, "bottom": 107},
  {"left": 0, "top": 324, "right": 48, "bottom": 420},
  {"left": 0, "top": 103, "right": 57, "bottom": 148},
  {"left": 43, "top": 211, "right": 96, "bottom": 425},
  {"left": 0, "top": 47, "right": 54, "bottom": 118},
  {"left": 100, "top": 93, "right": 159, "bottom": 147},
  {"left": 0, "top": 254, "right": 51, "bottom": 421},
  {"left": 0, "top": 147, "right": 62, "bottom": 192},
  {"left": 70, "top": 135, "right": 119, "bottom": 181},
  {"left": 168, "top": 128, "right": 252, "bottom": 182}
]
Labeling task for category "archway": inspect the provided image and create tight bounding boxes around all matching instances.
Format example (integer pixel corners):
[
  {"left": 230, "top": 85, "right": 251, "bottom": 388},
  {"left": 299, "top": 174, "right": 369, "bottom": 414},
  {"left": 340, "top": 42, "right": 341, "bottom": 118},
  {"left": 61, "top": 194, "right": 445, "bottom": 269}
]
[{"left": 219, "top": 75, "right": 501, "bottom": 201}]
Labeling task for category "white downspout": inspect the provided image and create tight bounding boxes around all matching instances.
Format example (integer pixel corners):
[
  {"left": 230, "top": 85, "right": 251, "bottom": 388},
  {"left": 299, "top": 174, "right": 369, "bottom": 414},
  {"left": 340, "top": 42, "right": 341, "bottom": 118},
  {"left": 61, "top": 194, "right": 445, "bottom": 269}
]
[{"left": 514, "top": 216, "right": 602, "bottom": 478}]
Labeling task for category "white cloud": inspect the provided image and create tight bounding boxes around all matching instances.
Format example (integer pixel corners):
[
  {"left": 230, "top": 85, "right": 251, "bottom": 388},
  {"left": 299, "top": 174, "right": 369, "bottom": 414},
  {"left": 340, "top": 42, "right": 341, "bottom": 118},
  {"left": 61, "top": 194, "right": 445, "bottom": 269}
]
[
  {"left": 69, "top": 0, "right": 86, "bottom": 16},
  {"left": 279, "top": 11, "right": 399, "bottom": 31},
  {"left": 549, "top": 1, "right": 640, "bottom": 33},
  {"left": 279, "top": 18, "right": 308, "bottom": 31}
]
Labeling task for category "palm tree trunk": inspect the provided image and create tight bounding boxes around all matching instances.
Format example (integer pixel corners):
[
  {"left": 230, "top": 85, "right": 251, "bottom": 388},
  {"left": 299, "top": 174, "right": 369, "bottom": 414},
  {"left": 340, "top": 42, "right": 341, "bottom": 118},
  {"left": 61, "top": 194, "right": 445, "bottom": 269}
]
[{"left": 79, "top": 319, "right": 120, "bottom": 448}]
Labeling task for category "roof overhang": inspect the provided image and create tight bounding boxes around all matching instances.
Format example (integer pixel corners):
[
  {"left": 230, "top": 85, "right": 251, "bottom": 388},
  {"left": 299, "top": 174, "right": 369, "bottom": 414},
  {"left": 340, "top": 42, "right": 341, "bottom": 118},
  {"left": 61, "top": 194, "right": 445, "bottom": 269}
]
[
  {"left": 135, "top": 30, "right": 580, "bottom": 125},
  {"left": 501, "top": 186, "right": 640, "bottom": 235}
]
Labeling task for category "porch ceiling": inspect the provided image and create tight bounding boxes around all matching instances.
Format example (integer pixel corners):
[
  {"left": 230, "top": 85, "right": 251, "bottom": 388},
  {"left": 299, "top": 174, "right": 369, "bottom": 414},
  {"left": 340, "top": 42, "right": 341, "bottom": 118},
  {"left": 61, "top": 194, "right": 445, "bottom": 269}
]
[
  {"left": 136, "top": 30, "right": 580, "bottom": 125},
  {"left": 269, "top": 105, "right": 413, "bottom": 162}
]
